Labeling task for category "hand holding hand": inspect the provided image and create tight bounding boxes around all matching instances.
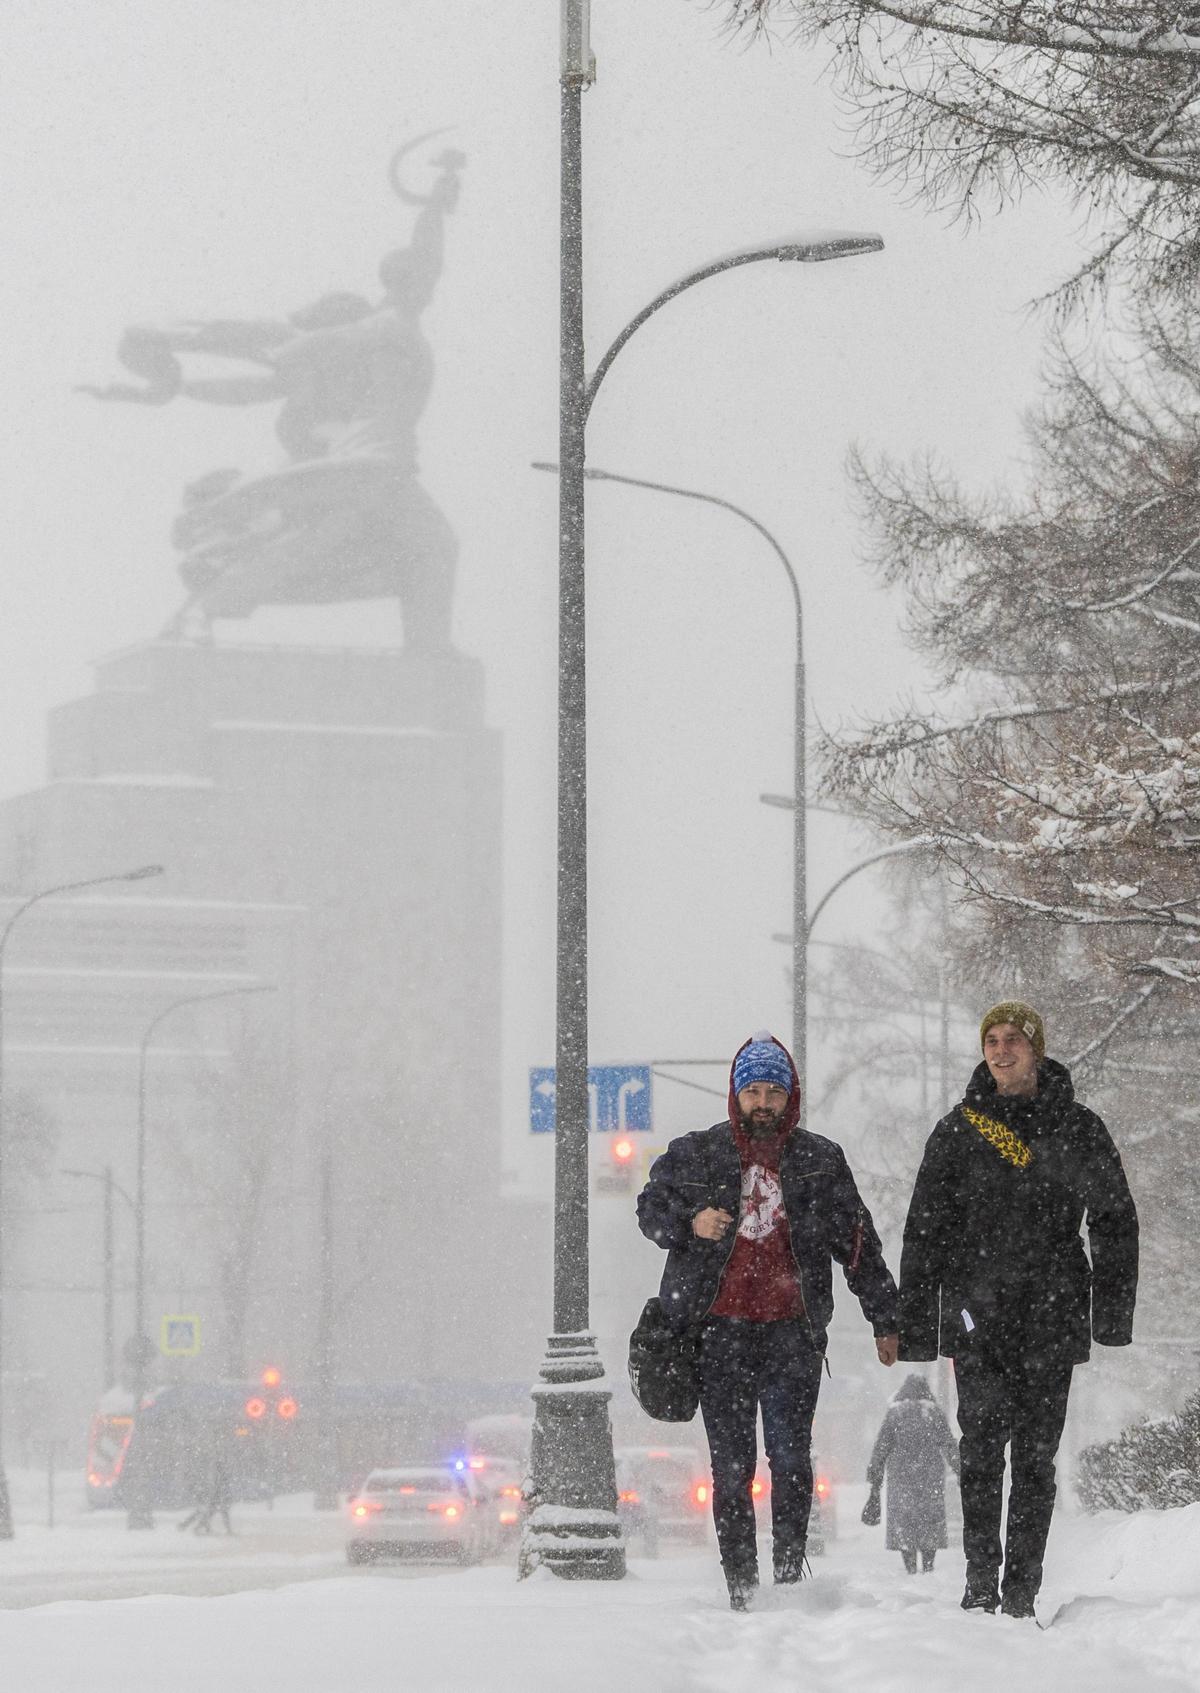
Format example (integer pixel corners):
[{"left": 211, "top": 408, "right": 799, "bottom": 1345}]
[
  {"left": 875, "top": 1333, "right": 899, "bottom": 1367},
  {"left": 692, "top": 1207, "right": 734, "bottom": 1242}
]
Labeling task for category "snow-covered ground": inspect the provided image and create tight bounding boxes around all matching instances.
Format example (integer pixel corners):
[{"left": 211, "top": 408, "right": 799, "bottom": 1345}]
[
  {"left": 3, "top": 1477, "right": 1199, "bottom": 1691},
  {"left": 2, "top": 1476, "right": 1198, "bottom": 1686}
]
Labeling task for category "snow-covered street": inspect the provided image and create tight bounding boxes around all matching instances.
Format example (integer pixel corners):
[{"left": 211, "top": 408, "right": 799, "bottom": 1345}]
[{"left": 4, "top": 1476, "right": 1199, "bottom": 1691}]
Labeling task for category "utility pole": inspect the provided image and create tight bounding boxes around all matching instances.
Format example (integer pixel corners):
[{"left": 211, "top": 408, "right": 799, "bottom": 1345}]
[
  {"left": 102, "top": 1167, "right": 115, "bottom": 1390},
  {"left": 313, "top": 1153, "right": 338, "bottom": 1511},
  {"left": 522, "top": 1, "right": 624, "bottom": 1582}
]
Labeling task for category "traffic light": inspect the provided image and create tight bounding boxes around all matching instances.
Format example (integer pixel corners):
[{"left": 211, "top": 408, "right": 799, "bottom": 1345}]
[{"left": 594, "top": 1134, "right": 638, "bottom": 1194}]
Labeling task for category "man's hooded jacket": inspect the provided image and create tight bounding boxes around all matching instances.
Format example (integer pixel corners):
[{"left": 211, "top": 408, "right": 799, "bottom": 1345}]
[
  {"left": 898, "top": 1056, "right": 1138, "bottom": 1363},
  {"left": 636, "top": 1037, "right": 898, "bottom": 1339}
]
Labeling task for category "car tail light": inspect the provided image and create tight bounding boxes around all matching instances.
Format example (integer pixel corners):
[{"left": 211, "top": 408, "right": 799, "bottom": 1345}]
[
  {"left": 467, "top": 1457, "right": 486, "bottom": 1471},
  {"left": 244, "top": 1397, "right": 267, "bottom": 1419},
  {"left": 444, "top": 1504, "right": 460, "bottom": 1520},
  {"left": 500, "top": 1486, "right": 522, "bottom": 1500},
  {"left": 499, "top": 1510, "right": 519, "bottom": 1526},
  {"left": 693, "top": 1483, "right": 709, "bottom": 1506},
  {"left": 351, "top": 1499, "right": 382, "bottom": 1518},
  {"left": 399, "top": 1486, "right": 416, "bottom": 1495},
  {"left": 618, "top": 1490, "right": 640, "bottom": 1505},
  {"left": 815, "top": 1477, "right": 830, "bottom": 1497},
  {"left": 276, "top": 1397, "right": 298, "bottom": 1420},
  {"left": 427, "top": 1501, "right": 461, "bottom": 1519}
]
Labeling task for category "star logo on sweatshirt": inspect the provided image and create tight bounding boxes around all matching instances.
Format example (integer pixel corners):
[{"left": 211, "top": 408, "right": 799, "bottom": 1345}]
[{"left": 737, "top": 1165, "right": 784, "bottom": 1241}]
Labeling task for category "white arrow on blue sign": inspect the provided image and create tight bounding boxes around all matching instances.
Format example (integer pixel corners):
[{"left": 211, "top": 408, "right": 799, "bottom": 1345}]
[{"left": 529, "top": 1065, "right": 652, "bottom": 1134}]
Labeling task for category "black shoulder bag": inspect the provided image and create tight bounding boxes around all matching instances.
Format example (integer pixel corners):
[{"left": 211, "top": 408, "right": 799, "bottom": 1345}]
[{"left": 627, "top": 1297, "right": 701, "bottom": 1423}]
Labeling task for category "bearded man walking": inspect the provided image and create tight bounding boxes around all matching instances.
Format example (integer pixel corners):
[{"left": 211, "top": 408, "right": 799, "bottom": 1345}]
[
  {"left": 637, "top": 1032, "right": 899, "bottom": 1610},
  {"left": 898, "top": 1002, "right": 1138, "bottom": 1621}
]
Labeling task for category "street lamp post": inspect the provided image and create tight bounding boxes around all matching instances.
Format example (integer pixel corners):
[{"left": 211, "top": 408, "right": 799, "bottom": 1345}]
[
  {"left": 0, "top": 862, "right": 163, "bottom": 1542},
  {"left": 521, "top": 0, "right": 885, "bottom": 1583},
  {"left": 61, "top": 1166, "right": 137, "bottom": 1394},
  {"left": 125, "top": 981, "right": 276, "bottom": 1531},
  {"left": 532, "top": 464, "right": 809, "bottom": 1088}
]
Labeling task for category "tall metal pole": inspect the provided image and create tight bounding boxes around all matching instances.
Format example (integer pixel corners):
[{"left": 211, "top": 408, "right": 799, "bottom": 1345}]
[
  {"left": 103, "top": 1166, "right": 115, "bottom": 1392},
  {"left": 313, "top": 1152, "right": 339, "bottom": 1511},
  {"left": 522, "top": 3, "right": 624, "bottom": 1583},
  {"left": 0, "top": 862, "right": 162, "bottom": 1543},
  {"left": 556, "top": 17, "right": 589, "bottom": 1355},
  {"left": 127, "top": 980, "right": 275, "bottom": 1530},
  {"left": 521, "top": 10, "right": 884, "bottom": 1585},
  {"left": 793, "top": 641, "right": 807, "bottom": 1094}
]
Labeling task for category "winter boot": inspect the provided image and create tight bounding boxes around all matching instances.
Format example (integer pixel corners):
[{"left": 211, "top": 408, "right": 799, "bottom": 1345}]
[
  {"left": 921, "top": 1550, "right": 936, "bottom": 1573},
  {"left": 901, "top": 1549, "right": 918, "bottom": 1575},
  {"left": 725, "top": 1565, "right": 759, "bottom": 1612},
  {"left": 1001, "top": 1583, "right": 1037, "bottom": 1620},
  {"left": 773, "top": 1546, "right": 810, "bottom": 1585},
  {"left": 960, "top": 1568, "right": 1000, "bottom": 1613}
]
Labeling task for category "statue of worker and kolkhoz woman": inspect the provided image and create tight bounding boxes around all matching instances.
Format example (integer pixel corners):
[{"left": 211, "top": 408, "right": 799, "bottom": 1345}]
[{"left": 81, "top": 136, "right": 464, "bottom": 648}]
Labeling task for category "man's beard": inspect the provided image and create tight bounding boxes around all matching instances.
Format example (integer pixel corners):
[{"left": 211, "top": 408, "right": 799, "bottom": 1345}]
[{"left": 741, "top": 1105, "right": 786, "bottom": 1138}]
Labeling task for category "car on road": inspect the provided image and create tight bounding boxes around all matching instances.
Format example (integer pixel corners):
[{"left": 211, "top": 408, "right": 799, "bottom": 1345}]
[
  {"left": 612, "top": 1445, "right": 836, "bottom": 1557},
  {"left": 346, "top": 1465, "right": 495, "bottom": 1565},
  {"left": 614, "top": 1447, "right": 710, "bottom": 1548}
]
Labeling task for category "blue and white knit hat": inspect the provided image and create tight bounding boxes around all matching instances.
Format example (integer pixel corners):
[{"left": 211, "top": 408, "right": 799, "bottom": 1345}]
[{"left": 732, "top": 1031, "right": 794, "bottom": 1096}]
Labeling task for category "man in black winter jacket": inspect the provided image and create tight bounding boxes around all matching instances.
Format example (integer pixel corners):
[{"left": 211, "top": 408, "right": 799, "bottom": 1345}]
[
  {"left": 898, "top": 1000, "right": 1138, "bottom": 1621},
  {"left": 638, "top": 1031, "right": 899, "bottom": 1610}
]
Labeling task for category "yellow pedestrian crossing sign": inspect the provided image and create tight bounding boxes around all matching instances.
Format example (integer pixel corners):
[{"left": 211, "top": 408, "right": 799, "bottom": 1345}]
[{"left": 160, "top": 1315, "right": 201, "bottom": 1356}]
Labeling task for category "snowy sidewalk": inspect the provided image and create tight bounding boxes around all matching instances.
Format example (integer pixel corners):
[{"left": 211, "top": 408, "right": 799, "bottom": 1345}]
[{"left": 2, "top": 1503, "right": 1200, "bottom": 1692}]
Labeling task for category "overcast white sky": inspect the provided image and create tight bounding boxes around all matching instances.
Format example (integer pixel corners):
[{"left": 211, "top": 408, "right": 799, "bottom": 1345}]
[{"left": 3, "top": 2, "right": 1089, "bottom": 1182}]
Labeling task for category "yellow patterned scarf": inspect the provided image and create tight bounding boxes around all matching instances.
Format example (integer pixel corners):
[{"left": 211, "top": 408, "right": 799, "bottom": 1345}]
[{"left": 961, "top": 1106, "right": 1033, "bottom": 1170}]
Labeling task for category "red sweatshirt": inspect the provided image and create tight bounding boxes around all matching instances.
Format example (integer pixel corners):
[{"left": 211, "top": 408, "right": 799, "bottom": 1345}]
[{"left": 709, "top": 1117, "right": 805, "bottom": 1322}]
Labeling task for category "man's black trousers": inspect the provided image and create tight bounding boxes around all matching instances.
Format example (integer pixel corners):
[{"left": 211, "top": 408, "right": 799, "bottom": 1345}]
[
  {"left": 698, "top": 1317, "right": 824, "bottom": 1577},
  {"left": 953, "top": 1344, "right": 1074, "bottom": 1596}
]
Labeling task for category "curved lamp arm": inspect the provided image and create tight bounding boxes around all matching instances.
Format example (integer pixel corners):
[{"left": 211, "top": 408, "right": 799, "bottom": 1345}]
[
  {"left": 583, "top": 233, "right": 884, "bottom": 422},
  {"left": 807, "top": 837, "right": 938, "bottom": 939}
]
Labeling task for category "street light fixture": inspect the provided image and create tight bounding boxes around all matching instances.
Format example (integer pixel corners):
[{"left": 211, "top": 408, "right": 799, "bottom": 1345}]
[
  {"left": 125, "top": 980, "right": 276, "bottom": 1531},
  {"left": 532, "top": 462, "right": 810, "bottom": 1086},
  {"left": 0, "top": 861, "right": 163, "bottom": 1542},
  {"left": 523, "top": 0, "right": 885, "bottom": 1583}
]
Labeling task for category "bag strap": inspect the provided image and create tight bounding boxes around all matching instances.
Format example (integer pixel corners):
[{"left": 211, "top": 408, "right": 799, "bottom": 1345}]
[{"left": 959, "top": 1105, "right": 1033, "bottom": 1171}]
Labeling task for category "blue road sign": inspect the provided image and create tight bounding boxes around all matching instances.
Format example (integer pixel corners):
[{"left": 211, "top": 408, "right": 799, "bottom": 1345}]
[{"left": 529, "top": 1065, "right": 652, "bottom": 1134}]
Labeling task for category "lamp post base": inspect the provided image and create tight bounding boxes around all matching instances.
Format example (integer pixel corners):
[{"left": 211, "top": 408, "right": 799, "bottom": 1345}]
[{"left": 518, "top": 1332, "right": 625, "bottom": 1581}]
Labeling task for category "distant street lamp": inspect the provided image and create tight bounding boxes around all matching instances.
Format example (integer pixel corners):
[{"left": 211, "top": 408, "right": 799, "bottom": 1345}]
[
  {"left": 522, "top": 0, "right": 885, "bottom": 1583},
  {"left": 125, "top": 981, "right": 276, "bottom": 1531},
  {"left": 0, "top": 861, "right": 163, "bottom": 1542},
  {"left": 532, "top": 462, "right": 810, "bottom": 1087},
  {"left": 60, "top": 1166, "right": 136, "bottom": 1395}
]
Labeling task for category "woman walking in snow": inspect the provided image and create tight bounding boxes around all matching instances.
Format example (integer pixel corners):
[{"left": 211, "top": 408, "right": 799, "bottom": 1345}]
[{"left": 865, "top": 1374, "right": 959, "bottom": 1573}]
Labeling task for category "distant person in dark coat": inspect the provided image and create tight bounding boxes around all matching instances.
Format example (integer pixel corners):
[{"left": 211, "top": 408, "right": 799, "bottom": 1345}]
[
  {"left": 866, "top": 1374, "right": 959, "bottom": 1573},
  {"left": 898, "top": 1001, "right": 1138, "bottom": 1621}
]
